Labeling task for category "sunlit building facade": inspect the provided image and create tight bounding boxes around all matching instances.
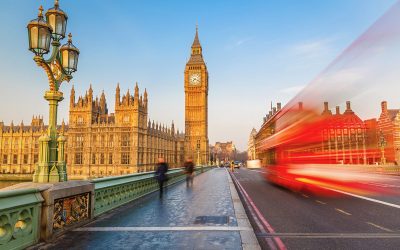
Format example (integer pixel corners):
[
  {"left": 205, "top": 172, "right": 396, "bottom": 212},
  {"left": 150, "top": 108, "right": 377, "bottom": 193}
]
[
  {"left": 0, "top": 84, "right": 185, "bottom": 178},
  {"left": 378, "top": 101, "right": 400, "bottom": 164}
]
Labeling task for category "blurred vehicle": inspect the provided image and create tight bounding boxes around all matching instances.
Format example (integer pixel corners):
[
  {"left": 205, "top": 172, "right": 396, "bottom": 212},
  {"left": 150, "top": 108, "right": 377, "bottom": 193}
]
[
  {"left": 259, "top": 105, "right": 399, "bottom": 196},
  {"left": 246, "top": 159, "right": 261, "bottom": 169},
  {"left": 234, "top": 160, "right": 241, "bottom": 168}
]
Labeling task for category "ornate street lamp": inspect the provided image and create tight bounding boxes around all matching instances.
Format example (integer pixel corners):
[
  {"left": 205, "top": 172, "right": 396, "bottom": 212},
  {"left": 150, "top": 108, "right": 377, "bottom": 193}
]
[{"left": 27, "top": 0, "right": 79, "bottom": 183}]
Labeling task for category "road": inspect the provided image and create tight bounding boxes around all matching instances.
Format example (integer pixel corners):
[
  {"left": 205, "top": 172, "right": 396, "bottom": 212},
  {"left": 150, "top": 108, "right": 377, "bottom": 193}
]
[{"left": 232, "top": 167, "right": 400, "bottom": 250}]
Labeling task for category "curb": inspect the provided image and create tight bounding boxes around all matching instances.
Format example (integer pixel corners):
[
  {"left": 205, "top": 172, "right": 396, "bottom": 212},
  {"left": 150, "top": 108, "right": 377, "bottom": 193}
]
[{"left": 227, "top": 169, "right": 261, "bottom": 250}]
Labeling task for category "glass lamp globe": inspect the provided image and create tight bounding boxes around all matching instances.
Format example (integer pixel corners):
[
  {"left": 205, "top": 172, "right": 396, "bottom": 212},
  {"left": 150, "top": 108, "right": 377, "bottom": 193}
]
[
  {"left": 27, "top": 6, "right": 53, "bottom": 56},
  {"left": 60, "top": 33, "right": 80, "bottom": 75},
  {"left": 45, "top": 0, "right": 68, "bottom": 41}
]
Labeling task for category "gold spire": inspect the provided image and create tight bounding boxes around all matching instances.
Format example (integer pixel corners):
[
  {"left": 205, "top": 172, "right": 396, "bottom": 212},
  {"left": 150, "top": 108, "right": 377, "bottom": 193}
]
[{"left": 192, "top": 25, "right": 201, "bottom": 48}]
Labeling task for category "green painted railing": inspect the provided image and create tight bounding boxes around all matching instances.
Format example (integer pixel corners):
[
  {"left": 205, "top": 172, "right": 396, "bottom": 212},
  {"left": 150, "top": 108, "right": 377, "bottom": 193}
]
[
  {"left": 91, "top": 166, "right": 212, "bottom": 216},
  {"left": 0, "top": 188, "right": 43, "bottom": 250},
  {"left": 0, "top": 166, "right": 212, "bottom": 249}
]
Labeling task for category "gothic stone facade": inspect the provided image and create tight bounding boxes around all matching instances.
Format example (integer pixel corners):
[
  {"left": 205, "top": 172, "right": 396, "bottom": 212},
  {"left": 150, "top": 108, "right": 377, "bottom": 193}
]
[
  {"left": 0, "top": 117, "right": 53, "bottom": 174},
  {"left": 0, "top": 84, "right": 185, "bottom": 179}
]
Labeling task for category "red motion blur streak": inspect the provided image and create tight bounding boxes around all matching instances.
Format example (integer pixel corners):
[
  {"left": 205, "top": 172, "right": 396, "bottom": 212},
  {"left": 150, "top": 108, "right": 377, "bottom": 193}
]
[{"left": 259, "top": 107, "right": 400, "bottom": 197}]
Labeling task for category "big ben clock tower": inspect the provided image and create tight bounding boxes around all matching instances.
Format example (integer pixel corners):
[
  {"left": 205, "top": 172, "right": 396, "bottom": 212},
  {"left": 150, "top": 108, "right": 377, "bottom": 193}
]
[{"left": 184, "top": 26, "right": 209, "bottom": 165}]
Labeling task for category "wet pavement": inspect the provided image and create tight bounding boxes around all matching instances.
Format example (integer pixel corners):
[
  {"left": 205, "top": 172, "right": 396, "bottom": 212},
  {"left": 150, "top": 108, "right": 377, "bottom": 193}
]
[{"left": 43, "top": 168, "right": 252, "bottom": 250}]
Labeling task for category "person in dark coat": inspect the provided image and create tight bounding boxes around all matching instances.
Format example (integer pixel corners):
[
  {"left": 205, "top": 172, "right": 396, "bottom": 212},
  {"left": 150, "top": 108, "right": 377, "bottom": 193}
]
[
  {"left": 155, "top": 157, "right": 169, "bottom": 198},
  {"left": 184, "top": 157, "right": 195, "bottom": 187}
]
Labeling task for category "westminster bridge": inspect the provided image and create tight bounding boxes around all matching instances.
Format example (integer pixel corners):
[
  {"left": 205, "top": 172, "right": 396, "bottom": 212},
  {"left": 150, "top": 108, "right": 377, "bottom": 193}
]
[
  {"left": 0, "top": 167, "right": 261, "bottom": 250},
  {"left": 2, "top": 166, "right": 400, "bottom": 250}
]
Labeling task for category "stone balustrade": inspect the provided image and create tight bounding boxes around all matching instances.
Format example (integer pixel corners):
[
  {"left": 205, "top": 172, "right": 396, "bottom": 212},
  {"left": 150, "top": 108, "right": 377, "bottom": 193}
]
[
  {"left": 0, "top": 188, "right": 43, "bottom": 250},
  {"left": 0, "top": 166, "right": 212, "bottom": 249}
]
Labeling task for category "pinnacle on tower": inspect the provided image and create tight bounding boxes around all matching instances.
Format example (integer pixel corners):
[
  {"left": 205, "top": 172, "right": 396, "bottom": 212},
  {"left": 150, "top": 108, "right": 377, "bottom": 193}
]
[
  {"left": 115, "top": 83, "right": 120, "bottom": 107},
  {"left": 134, "top": 82, "right": 139, "bottom": 97},
  {"left": 192, "top": 24, "right": 201, "bottom": 48},
  {"left": 88, "top": 84, "right": 93, "bottom": 97}
]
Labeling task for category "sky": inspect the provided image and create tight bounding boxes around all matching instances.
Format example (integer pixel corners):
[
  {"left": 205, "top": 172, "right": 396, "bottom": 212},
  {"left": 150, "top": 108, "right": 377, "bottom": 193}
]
[{"left": 0, "top": 0, "right": 398, "bottom": 151}]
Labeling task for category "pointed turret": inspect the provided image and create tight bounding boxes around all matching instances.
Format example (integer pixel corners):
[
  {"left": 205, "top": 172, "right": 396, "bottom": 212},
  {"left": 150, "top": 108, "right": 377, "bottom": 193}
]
[
  {"left": 192, "top": 25, "right": 201, "bottom": 50},
  {"left": 20, "top": 121, "right": 24, "bottom": 132},
  {"left": 100, "top": 90, "right": 107, "bottom": 114},
  {"left": 70, "top": 85, "right": 75, "bottom": 107},
  {"left": 89, "top": 84, "right": 93, "bottom": 97},
  {"left": 144, "top": 88, "right": 148, "bottom": 104},
  {"left": 61, "top": 119, "right": 65, "bottom": 134},
  {"left": 134, "top": 82, "right": 139, "bottom": 105},
  {"left": 115, "top": 83, "right": 120, "bottom": 107},
  {"left": 188, "top": 25, "right": 204, "bottom": 63}
]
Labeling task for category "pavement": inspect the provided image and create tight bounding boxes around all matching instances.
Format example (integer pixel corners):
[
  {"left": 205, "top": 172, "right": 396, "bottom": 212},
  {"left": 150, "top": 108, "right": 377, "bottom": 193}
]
[
  {"left": 37, "top": 168, "right": 260, "bottom": 250},
  {"left": 232, "top": 167, "right": 400, "bottom": 250}
]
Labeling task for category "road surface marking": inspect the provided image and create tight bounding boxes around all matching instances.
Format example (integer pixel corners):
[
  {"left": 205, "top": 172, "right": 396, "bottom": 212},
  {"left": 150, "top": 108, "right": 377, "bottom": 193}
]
[
  {"left": 315, "top": 200, "right": 326, "bottom": 205},
  {"left": 366, "top": 222, "right": 393, "bottom": 232},
  {"left": 302, "top": 194, "right": 309, "bottom": 198},
  {"left": 74, "top": 226, "right": 254, "bottom": 232},
  {"left": 323, "top": 187, "right": 400, "bottom": 209},
  {"left": 230, "top": 170, "right": 287, "bottom": 250},
  {"left": 255, "top": 233, "right": 400, "bottom": 238},
  {"left": 335, "top": 208, "right": 351, "bottom": 216}
]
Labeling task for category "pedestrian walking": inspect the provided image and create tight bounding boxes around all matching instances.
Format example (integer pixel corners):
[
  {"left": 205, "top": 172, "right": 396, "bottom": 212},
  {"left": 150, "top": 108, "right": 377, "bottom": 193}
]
[
  {"left": 230, "top": 160, "right": 235, "bottom": 173},
  {"left": 155, "top": 157, "right": 169, "bottom": 198},
  {"left": 184, "top": 157, "right": 195, "bottom": 187}
]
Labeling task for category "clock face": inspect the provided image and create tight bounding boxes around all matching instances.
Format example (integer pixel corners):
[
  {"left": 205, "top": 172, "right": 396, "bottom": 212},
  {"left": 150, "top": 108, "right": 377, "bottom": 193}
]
[{"left": 189, "top": 73, "right": 201, "bottom": 85}]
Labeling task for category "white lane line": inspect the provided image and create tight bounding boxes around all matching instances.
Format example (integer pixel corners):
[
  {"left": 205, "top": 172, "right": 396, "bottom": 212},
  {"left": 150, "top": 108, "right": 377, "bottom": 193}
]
[
  {"left": 323, "top": 187, "right": 400, "bottom": 209},
  {"left": 74, "top": 226, "right": 254, "bottom": 232},
  {"left": 315, "top": 200, "right": 327, "bottom": 205},
  {"left": 256, "top": 233, "right": 400, "bottom": 239},
  {"left": 366, "top": 222, "right": 393, "bottom": 232},
  {"left": 335, "top": 208, "right": 352, "bottom": 216},
  {"left": 302, "top": 194, "right": 309, "bottom": 198}
]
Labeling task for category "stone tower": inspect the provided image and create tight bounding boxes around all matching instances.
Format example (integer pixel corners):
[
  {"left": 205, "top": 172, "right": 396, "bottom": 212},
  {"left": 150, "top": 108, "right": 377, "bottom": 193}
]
[{"left": 184, "top": 26, "right": 209, "bottom": 165}]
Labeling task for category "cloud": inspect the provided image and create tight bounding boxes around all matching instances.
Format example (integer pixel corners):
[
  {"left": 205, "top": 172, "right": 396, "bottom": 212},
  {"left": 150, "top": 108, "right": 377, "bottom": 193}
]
[
  {"left": 290, "top": 37, "right": 336, "bottom": 59},
  {"left": 225, "top": 37, "right": 253, "bottom": 50}
]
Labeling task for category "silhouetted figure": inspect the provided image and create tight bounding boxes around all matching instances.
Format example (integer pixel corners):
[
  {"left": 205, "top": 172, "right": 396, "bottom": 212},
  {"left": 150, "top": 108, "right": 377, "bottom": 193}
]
[
  {"left": 184, "top": 157, "right": 195, "bottom": 187},
  {"left": 155, "top": 157, "right": 169, "bottom": 198},
  {"left": 230, "top": 160, "right": 235, "bottom": 173}
]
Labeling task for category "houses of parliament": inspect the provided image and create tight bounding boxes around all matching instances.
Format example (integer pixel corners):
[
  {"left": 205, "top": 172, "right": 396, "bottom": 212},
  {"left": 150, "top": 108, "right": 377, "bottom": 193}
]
[{"left": 0, "top": 29, "right": 209, "bottom": 179}]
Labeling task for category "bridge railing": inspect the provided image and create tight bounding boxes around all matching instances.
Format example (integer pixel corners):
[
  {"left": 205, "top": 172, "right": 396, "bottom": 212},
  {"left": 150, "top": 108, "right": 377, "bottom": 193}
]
[
  {"left": 0, "top": 166, "right": 212, "bottom": 250},
  {"left": 0, "top": 188, "right": 43, "bottom": 250},
  {"left": 92, "top": 166, "right": 210, "bottom": 216}
]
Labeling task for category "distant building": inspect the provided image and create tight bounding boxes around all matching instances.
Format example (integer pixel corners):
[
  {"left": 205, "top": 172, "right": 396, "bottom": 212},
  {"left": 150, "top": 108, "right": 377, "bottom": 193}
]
[
  {"left": 377, "top": 101, "right": 400, "bottom": 164},
  {"left": 212, "top": 141, "right": 235, "bottom": 162},
  {"left": 247, "top": 128, "right": 257, "bottom": 160}
]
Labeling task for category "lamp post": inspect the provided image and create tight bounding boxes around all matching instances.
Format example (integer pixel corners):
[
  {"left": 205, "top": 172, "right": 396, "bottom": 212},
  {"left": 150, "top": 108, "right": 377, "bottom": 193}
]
[
  {"left": 378, "top": 130, "right": 387, "bottom": 165},
  {"left": 27, "top": 0, "right": 79, "bottom": 183}
]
